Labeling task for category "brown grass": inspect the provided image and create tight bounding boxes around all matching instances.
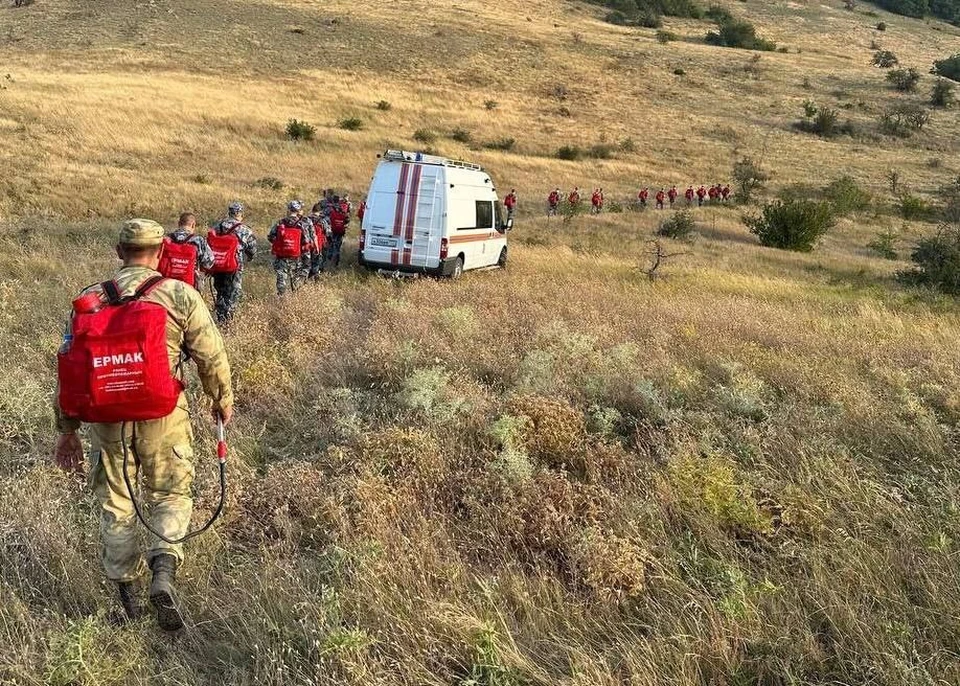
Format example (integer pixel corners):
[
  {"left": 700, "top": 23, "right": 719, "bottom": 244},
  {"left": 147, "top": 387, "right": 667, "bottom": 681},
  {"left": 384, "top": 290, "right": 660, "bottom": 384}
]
[{"left": 1, "top": 0, "right": 960, "bottom": 684}]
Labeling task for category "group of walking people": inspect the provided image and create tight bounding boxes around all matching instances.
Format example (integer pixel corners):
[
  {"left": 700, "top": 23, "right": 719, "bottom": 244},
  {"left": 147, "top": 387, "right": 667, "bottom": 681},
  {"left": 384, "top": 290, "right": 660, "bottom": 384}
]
[
  {"left": 545, "top": 183, "right": 733, "bottom": 216},
  {"left": 158, "top": 191, "right": 363, "bottom": 325}
]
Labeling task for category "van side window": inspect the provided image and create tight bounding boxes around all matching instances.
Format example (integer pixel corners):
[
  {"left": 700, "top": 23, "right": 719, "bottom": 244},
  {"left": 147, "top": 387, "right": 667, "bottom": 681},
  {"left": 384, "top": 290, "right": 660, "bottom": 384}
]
[
  {"left": 494, "top": 202, "right": 505, "bottom": 231},
  {"left": 475, "top": 201, "right": 493, "bottom": 229}
]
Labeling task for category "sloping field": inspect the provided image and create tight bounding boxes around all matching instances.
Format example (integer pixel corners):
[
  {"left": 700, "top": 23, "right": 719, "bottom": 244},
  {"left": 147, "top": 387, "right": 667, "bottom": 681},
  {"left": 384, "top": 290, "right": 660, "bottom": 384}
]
[{"left": 1, "top": 1, "right": 959, "bottom": 684}]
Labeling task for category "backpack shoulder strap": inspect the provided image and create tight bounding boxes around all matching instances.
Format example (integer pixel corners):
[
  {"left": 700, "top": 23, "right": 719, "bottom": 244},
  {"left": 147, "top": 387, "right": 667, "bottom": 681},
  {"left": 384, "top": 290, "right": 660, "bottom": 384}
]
[
  {"left": 101, "top": 281, "right": 122, "bottom": 305},
  {"left": 132, "top": 275, "right": 167, "bottom": 300}
]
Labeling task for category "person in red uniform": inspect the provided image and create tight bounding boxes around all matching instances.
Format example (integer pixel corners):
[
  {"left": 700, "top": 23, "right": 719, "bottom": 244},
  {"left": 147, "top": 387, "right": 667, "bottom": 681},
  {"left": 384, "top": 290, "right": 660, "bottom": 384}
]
[
  {"left": 696, "top": 185, "right": 707, "bottom": 207},
  {"left": 638, "top": 187, "right": 649, "bottom": 208},
  {"left": 504, "top": 189, "right": 518, "bottom": 219},
  {"left": 721, "top": 185, "right": 731, "bottom": 202},
  {"left": 655, "top": 188, "right": 666, "bottom": 210},
  {"left": 685, "top": 186, "right": 695, "bottom": 205},
  {"left": 667, "top": 185, "right": 678, "bottom": 207},
  {"left": 569, "top": 187, "right": 581, "bottom": 206},
  {"left": 357, "top": 198, "right": 367, "bottom": 223},
  {"left": 547, "top": 188, "right": 561, "bottom": 216},
  {"left": 591, "top": 188, "right": 602, "bottom": 214},
  {"left": 708, "top": 185, "right": 719, "bottom": 203}
]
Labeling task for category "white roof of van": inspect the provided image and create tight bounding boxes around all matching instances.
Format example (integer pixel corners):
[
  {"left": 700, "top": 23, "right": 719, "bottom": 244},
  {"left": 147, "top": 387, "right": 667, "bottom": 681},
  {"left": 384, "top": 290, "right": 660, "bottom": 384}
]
[{"left": 381, "top": 149, "right": 484, "bottom": 172}]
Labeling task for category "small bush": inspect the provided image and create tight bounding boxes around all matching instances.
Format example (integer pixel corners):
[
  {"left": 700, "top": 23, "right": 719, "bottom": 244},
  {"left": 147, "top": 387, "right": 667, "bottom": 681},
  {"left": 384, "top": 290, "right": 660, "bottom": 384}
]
[
  {"left": 657, "top": 210, "right": 697, "bottom": 240},
  {"left": 558, "top": 105, "right": 572, "bottom": 117},
  {"left": 823, "top": 176, "right": 872, "bottom": 216},
  {"left": 705, "top": 4, "right": 734, "bottom": 23},
  {"left": 876, "top": 21, "right": 887, "bottom": 31},
  {"left": 285, "top": 119, "right": 316, "bottom": 141},
  {"left": 705, "top": 18, "right": 776, "bottom": 51},
  {"left": 732, "top": 157, "right": 769, "bottom": 203},
  {"left": 886, "top": 67, "right": 921, "bottom": 92},
  {"left": 656, "top": 30, "right": 679, "bottom": 43},
  {"left": 872, "top": 49, "right": 899, "bottom": 68},
  {"left": 618, "top": 137, "right": 636, "bottom": 152},
  {"left": 879, "top": 103, "right": 928, "bottom": 137},
  {"left": 556, "top": 145, "right": 583, "bottom": 161},
  {"left": 191, "top": 173, "right": 210, "bottom": 185},
  {"left": 483, "top": 137, "right": 516, "bottom": 151},
  {"left": 899, "top": 226, "right": 960, "bottom": 294},
  {"left": 413, "top": 128, "right": 437, "bottom": 144},
  {"left": 931, "top": 78, "right": 956, "bottom": 107},
  {"left": 898, "top": 193, "right": 934, "bottom": 221},
  {"left": 484, "top": 99, "right": 499, "bottom": 110},
  {"left": 450, "top": 128, "right": 472, "bottom": 143},
  {"left": 376, "top": 100, "right": 392, "bottom": 111},
  {"left": 587, "top": 143, "right": 615, "bottom": 159},
  {"left": 802, "top": 100, "right": 818, "bottom": 118},
  {"left": 256, "top": 177, "right": 284, "bottom": 191},
  {"left": 868, "top": 229, "right": 899, "bottom": 259},
  {"left": 674, "top": 67, "right": 686, "bottom": 76},
  {"left": 932, "top": 54, "right": 960, "bottom": 83},
  {"left": 744, "top": 199, "right": 835, "bottom": 252},
  {"left": 338, "top": 117, "right": 364, "bottom": 131}
]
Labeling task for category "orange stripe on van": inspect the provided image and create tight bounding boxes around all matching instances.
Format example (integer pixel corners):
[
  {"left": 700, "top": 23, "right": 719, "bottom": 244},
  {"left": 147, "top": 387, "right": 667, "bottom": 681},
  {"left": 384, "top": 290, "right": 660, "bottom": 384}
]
[
  {"left": 404, "top": 165, "right": 422, "bottom": 243},
  {"left": 448, "top": 232, "right": 499, "bottom": 245},
  {"left": 392, "top": 163, "right": 410, "bottom": 239}
]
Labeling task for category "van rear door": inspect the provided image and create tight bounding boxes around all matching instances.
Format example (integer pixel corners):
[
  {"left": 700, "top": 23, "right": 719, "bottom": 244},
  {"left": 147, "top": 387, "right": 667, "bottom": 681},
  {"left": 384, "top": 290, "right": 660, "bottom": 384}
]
[
  {"left": 404, "top": 164, "right": 444, "bottom": 270},
  {"left": 363, "top": 160, "right": 408, "bottom": 266}
]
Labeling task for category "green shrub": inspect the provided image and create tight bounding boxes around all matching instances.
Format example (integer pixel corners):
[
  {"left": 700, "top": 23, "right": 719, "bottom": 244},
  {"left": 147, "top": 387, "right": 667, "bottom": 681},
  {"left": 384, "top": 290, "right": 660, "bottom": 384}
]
[
  {"left": 483, "top": 137, "right": 516, "bottom": 151},
  {"left": 450, "top": 128, "right": 472, "bottom": 143},
  {"left": 556, "top": 145, "right": 583, "bottom": 161},
  {"left": 674, "top": 67, "right": 686, "bottom": 76},
  {"left": 376, "top": 100, "right": 392, "bottom": 111},
  {"left": 932, "top": 54, "right": 960, "bottom": 82},
  {"left": 255, "top": 176, "right": 284, "bottom": 191},
  {"left": 413, "top": 128, "right": 437, "bottom": 144},
  {"left": 657, "top": 210, "right": 697, "bottom": 240},
  {"left": 886, "top": 67, "right": 921, "bottom": 91},
  {"left": 876, "top": 21, "right": 887, "bottom": 31},
  {"left": 705, "top": 4, "right": 734, "bottom": 23},
  {"left": 484, "top": 99, "right": 499, "bottom": 110},
  {"left": 898, "top": 192, "right": 934, "bottom": 220},
  {"left": 285, "top": 119, "right": 316, "bottom": 141},
  {"left": 931, "top": 78, "right": 956, "bottom": 107},
  {"left": 732, "top": 157, "right": 768, "bottom": 203},
  {"left": 656, "top": 29, "right": 679, "bottom": 43},
  {"left": 823, "top": 176, "right": 872, "bottom": 216},
  {"left": 338, "top": 117, "right": 364, "bottom": 131},
  {"left": 705, "top": 18, "right": 776, "bottom": 51},
  {"left": 899, "top": 226, "right": 960, "bottom": 294},
  {"left": 879, "top": 103, "right": 929, "bottom": 137},
  {"left": 744, "top": 199, "right": 835, "bottom": 252},
  {"left": 868, "top": 229, "right": 900, "bottom": 259},
  {"left": 872, "top": 49, "right": 899, "bottom": 68}
]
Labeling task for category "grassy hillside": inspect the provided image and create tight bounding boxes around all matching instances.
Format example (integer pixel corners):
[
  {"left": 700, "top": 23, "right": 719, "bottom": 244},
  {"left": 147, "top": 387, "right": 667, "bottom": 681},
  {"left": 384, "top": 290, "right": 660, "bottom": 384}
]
[{"left": 1, "top": 1, "right": 960, "bottom": 684}]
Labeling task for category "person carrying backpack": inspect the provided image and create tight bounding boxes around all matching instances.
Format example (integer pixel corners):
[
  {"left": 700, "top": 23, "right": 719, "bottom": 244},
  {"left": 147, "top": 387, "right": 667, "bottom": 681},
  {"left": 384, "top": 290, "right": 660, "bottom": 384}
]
[
  {"left": 207, "top": 202, "right": 257, "bottom": 325},
  {"left": 504, "top": 189, "right": 518, "bottom": 219},
  {"left": 158, "top": 213, "right": 214, "bottom": 290},
  {"left": 638, "top": 187, "right": 649, "bottom": 208},
  {"left": 668, "top": 186, "right": 678, "bottom": 207},
  {"left": 547, "top": 188, "right": 561, "bottom": 217},
  {"left": 685, "top": 186, "right": 695, "bottom": 206},
  {"left": 326, "top": 196, "right": 350, "bottom": 271},
  {"left": 655, "top": 188, "right": 666, "bottom": 210},
  {"left": 307, "top": 202, "right": 329, "bottom": 280},
  {"left": 54, "top": 219, "right": 234, "bottom": 632},
  {"left": 268, "top": 200, "right": 313, "bottom": 295}
]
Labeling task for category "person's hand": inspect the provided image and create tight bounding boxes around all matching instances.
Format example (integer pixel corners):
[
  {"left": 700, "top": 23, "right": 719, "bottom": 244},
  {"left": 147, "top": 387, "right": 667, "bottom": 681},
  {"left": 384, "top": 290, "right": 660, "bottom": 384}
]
[
  {"left": 55, "top": 433, "right": 84, "bottom": 475},
  {"left": 214, "top": 405, "right": 234, "bottom": 426}
]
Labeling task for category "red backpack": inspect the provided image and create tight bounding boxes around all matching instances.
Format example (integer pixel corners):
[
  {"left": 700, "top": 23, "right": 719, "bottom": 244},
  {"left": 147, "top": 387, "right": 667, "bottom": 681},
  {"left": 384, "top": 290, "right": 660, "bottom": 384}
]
[
  {"left": 329, "top": 210, "right": 347, "bottom": 236},
  {"left": 272, "top": 220, "right": 303, "bottom": 258},
  {"left": 206, "top": 230, "right": 240, "bottom": 274},
  {"left": 157, "top": 237, "right": 198, "bottom": 287},
  {"left": 58, "top": 276, "right": 183, "bottom": 424}
]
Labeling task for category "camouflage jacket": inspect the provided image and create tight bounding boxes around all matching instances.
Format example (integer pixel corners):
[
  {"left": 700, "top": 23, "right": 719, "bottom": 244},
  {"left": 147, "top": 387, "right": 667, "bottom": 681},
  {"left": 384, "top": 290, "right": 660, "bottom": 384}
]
[
  {"left": 56, "top": 266, "right": 234, "bottom": 432},
  {"left": 268, "top": 216, "right": 316, "bottom": 254},
  {"left": 211, "top": 218, "right": 258, "bottom": 270}
]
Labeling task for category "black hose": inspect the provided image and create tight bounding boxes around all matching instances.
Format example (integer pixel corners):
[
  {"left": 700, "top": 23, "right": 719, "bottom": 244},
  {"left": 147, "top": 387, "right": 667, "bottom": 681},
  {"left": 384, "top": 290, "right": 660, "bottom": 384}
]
[{"left": 120, "top": 422, "right": 226, "bottom": 545}]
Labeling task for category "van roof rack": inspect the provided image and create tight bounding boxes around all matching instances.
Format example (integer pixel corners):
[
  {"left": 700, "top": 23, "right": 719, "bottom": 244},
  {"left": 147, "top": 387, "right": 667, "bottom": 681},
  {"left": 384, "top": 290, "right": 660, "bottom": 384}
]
[{"left": 381, "top": 149, "right": 484, "bottom": 172}]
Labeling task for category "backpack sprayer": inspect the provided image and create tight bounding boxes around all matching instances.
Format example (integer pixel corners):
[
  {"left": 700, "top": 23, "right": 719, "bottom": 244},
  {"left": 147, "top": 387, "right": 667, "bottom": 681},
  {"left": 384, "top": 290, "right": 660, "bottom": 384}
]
[{"left": 120, "top": 415, "right": 228, "bottom": 545}]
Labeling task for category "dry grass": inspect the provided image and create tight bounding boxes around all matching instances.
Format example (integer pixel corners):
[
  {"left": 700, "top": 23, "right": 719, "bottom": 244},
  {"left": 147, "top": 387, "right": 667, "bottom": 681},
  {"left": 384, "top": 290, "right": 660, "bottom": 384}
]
[{"left": 1, "top": 0, "right": 960, "bottom": 684}]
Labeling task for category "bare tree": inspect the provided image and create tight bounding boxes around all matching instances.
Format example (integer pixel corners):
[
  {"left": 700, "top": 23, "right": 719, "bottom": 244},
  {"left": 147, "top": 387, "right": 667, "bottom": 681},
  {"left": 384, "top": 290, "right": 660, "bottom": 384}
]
[{"left": 642, "top": 240, "right": 689, "bottom": 281}]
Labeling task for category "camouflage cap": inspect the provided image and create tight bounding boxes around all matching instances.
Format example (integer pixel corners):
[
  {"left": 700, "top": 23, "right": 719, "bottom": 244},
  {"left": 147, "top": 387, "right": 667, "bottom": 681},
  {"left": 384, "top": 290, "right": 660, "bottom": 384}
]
[{"left": 119, "top": 218, "right": 165, "bottom": 246}]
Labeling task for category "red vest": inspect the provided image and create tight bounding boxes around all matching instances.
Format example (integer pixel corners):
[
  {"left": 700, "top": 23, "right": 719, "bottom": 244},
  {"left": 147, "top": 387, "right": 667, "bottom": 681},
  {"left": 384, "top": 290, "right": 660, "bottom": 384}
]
[
  {"left": 548, "top": 192, "right": 560, "bottom": 204},
  {"left": 330, "top": 210, "right": 348, "bottom": 236},
  {"left": 157, "top": 237, "right": 198, "bottom": 287},
  {"left": 272, "top": 220, "right": 304, "bottom": 258},
  {"left": 58, "top": 277, "right": 184, "bottom": 423},
  {"left": 206, "top": 231, "right": 240, "bottom": 273}
]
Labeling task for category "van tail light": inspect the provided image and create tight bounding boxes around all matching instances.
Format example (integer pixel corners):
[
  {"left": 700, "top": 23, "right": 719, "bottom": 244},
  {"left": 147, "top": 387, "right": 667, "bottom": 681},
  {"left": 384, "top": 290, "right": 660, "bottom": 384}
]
[
  {"left": 440, "top": 237, "right": 449, "bottom": 260},
  {"left": 359, "top": 230, "right": 366, "bottom": 251}
]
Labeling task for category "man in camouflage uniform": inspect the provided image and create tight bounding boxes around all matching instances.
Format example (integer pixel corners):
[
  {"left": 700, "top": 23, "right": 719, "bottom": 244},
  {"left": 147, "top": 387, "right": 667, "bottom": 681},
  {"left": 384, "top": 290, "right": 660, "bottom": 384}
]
[
  {"left": 210, "top": 202, "right": 257, "bottom": 324},
  {"left": 268, "top": 200, "right": 313, "bottom": 295},
  {"left": 307, "top": 201, "right": 328, "bottom": 280},
  {"left": 169, "top": 212, "right": 215, "bottom": 290},
  {"left": 54, "top": 219, "right": 234, "bottom": 632}
]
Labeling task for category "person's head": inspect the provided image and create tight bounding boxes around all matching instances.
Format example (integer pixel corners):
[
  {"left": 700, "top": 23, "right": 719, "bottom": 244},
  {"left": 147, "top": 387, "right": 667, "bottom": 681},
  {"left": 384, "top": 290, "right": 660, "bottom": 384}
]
[
  {"left": 287, "top": 200, "right": 304, "bottom": 217},
  {"left": 311, "top": 202, "right": 323, "bottom": 215},
  {"left": 228, "top": 201, "right": 244, "bottom": 221},
  {"left": 178, "top": 212, "right": 197, "bottom": 233},
  {"left": 116, "top": 218, "right": 164, "bottom": 269},
  {"left": 326, "top": 188, "right": 335, "bottom": 199}
]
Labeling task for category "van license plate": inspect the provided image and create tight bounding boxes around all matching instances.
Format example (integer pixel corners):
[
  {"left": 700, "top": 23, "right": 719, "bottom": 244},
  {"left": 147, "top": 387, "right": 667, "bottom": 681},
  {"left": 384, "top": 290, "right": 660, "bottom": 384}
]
[{"left": 371, "top": 236, "right": 397, "bottom": 248}]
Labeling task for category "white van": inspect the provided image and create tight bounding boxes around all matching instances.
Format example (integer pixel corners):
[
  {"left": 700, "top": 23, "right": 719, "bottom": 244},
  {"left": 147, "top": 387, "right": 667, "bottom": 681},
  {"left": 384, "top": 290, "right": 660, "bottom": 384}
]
[{"left": 359, "top": 150, "right": 511, "bottom": 278}]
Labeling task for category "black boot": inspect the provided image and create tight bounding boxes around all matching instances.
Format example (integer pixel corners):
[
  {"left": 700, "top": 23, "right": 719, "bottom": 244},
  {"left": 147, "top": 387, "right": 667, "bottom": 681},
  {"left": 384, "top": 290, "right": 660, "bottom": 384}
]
[
  {"left": 110, "top": 580, "right": 143, "bottom": 625},
  {"left": 149, "top": 554, "right": 185, "bottom": 632}
]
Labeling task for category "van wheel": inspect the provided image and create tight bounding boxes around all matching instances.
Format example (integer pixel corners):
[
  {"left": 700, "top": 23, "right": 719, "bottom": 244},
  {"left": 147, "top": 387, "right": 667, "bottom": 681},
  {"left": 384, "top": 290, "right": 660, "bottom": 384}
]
[
  {"left": 449, "top": 256, "right": 464, "bottom": 280},
  {"left": 497, "top": 247, "right": 508, "bottom": 269}
]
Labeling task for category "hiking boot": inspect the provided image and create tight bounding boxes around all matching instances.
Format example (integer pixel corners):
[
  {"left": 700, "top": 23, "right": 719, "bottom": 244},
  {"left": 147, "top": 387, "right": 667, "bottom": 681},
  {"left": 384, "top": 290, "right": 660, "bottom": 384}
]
[
  {"left": 149, "top": 554, "right": 184, "bottom": 632},
  {"left": 109, "top": 580, "right": 143, "bottom": 625}
]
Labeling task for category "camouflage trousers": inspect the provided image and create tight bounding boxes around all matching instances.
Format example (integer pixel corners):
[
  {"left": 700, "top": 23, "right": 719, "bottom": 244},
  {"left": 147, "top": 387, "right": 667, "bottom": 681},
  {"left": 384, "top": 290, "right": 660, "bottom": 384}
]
[
  {"left": 212, "top": 272, "right": 243, "bottom": 324},
  {"left": 88, "top": 396, "right": 194, "bottom": 582},
  {"left": 325, "top": 234, "right": 344, "bottom": 270},
  {"left": 308, "top": 249, "right": 325, "bottom": 279},
  {"left": 274, "top": 257, "right": 307, "bottom": 295}
]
